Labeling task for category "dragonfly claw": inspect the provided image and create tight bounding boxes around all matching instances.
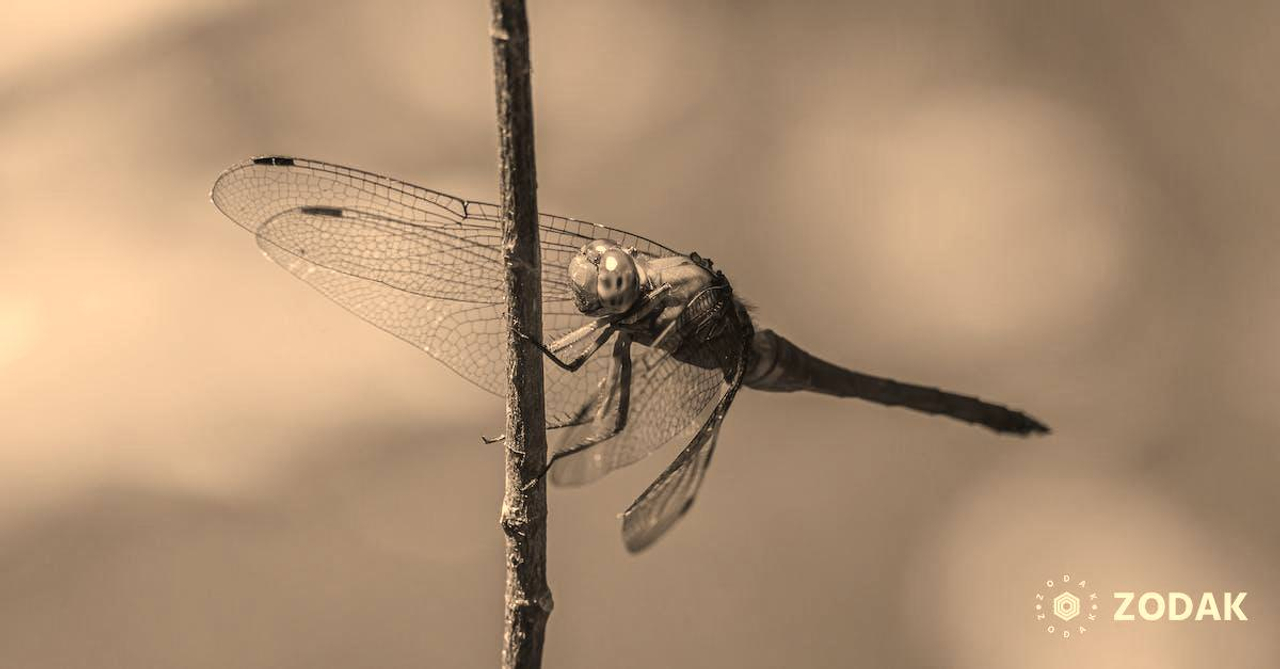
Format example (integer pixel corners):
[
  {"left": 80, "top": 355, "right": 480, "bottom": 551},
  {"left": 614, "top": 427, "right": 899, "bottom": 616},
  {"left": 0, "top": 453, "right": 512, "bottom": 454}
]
[
  {"left": 520, "top": 462, "right": 553, "bottom": 492},
  {"left": 480, "top": 433, "right": 506, "bottom": 444}
]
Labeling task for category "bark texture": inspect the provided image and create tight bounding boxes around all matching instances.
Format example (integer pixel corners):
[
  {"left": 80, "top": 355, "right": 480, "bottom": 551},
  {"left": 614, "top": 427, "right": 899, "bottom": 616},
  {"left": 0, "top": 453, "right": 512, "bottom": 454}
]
[{"left": 489, "top": 1, "right": 552, "bottom": 667}]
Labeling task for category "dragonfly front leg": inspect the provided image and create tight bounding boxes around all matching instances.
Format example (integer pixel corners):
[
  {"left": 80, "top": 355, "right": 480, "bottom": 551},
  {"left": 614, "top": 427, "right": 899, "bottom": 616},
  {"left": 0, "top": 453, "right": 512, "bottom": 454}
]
[
  {"left": 483, "top": 321, "right": 617, "bottom": 444},
  {"left": 516, "top": 283, "right": 668, "bottom": 372},
  {"left": 517, "top": 316, "right": 617, "bottom": 372},
  {"left": 525, "top": 334, "right": 633, "bottom": 488}
]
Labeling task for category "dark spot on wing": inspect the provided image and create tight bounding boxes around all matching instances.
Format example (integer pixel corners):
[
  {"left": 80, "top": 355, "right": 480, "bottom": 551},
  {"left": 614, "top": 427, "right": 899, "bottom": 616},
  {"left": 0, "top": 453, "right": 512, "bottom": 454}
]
[
  {"left": 253, "top": 156, "right": 295, "bottom": 166},
  {"left": 300, "top": 206, "right": 344, "bottom": 217}
]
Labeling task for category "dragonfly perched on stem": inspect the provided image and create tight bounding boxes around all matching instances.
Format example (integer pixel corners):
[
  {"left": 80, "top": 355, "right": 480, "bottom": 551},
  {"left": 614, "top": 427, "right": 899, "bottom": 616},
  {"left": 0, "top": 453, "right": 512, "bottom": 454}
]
[{"left": 211, "top": 157, "right": 1049, "bottom": 552}]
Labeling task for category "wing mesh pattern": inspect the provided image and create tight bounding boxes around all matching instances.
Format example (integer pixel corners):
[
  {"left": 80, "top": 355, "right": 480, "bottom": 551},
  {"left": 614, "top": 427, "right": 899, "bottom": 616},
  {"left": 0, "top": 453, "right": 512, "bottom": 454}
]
[{"left": 211, "top": 157, "right": 732, "bottom": 446}]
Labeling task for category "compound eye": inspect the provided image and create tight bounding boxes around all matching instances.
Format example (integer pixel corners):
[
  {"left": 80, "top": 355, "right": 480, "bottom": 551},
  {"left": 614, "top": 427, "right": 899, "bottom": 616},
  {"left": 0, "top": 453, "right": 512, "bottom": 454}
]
[{"left": 596, "top": 248, "right": 639, "bottom": 313}]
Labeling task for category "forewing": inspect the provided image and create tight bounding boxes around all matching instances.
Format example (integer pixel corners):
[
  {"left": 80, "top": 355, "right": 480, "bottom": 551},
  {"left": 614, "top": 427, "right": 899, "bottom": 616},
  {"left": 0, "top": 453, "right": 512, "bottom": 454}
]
[{"left": 211, "top": 156, "right": 680, "bottom": 423}]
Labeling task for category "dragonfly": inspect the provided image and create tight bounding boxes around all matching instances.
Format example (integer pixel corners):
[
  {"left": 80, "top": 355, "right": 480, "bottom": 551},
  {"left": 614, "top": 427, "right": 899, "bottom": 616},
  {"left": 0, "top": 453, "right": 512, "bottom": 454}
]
[{"left": 211, "top": 156, "right": 1049, "bottom": 552}]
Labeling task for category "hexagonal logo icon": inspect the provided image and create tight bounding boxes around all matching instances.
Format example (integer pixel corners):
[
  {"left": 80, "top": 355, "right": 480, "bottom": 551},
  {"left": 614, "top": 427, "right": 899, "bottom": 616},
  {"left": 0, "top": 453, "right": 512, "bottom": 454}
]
[
  {"left": 1034, "top": 573, "right": 1100, "bottom": 640},
  {"left": 1053, "top": 591, "right": 1081, "bottom": 621}
]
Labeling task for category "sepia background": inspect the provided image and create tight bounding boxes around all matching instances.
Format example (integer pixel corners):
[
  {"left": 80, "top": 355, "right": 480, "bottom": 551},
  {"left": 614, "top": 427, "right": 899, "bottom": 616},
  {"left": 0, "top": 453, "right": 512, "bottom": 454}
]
[{"left": 1, "top": 1, "right": 1276, "bottom": 667}]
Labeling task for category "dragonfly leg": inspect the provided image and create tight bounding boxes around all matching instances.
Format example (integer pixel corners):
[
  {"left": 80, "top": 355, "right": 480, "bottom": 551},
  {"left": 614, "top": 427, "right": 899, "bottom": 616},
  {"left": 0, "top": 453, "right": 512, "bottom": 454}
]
[
  {"left": 546, "top": 399, "right": 596, "bottom": 431},
  {"left": 648, "top": 305, "right": 684, "bottom": 350},
  {"left": 638, "top": 301, "right": 688, "bottom": 373},
  {"left": 524, "top": 334, "right": 633, "bottom": 490},
  {"left": 484, "top": 377, "right": 603, "bottom": 446},
  {"left": 522, "top": 281, "right": 666, "bottom": 374},
  {"left": 515, "top": 319, "right": 615, "bottom": 372}
]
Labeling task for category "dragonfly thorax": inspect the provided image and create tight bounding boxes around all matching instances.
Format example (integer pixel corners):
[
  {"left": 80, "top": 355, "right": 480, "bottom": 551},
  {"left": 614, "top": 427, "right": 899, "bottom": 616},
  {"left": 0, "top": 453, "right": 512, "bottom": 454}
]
[{"left": 568, "top": 239, "right": 648, "bottom": 316}]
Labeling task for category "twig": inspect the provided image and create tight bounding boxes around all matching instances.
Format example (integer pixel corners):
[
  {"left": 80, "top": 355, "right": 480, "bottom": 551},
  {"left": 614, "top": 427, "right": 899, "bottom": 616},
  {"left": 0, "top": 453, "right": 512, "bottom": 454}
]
[{"left": 489, "top": 1, "right": 553, "bottom": 668}]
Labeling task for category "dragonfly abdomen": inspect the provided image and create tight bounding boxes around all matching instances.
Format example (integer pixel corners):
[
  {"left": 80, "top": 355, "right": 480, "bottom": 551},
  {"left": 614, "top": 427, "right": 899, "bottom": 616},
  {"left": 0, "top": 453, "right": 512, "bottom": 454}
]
[{"left": 744, "top": 330, "right": 1049, "bottom": 436}]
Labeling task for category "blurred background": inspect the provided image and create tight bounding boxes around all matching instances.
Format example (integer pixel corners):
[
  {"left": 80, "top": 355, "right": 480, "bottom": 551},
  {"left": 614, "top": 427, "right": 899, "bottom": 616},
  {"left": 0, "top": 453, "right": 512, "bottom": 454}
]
[{"left": 1, "top": 0, "right": 1277, "bottom": 667}]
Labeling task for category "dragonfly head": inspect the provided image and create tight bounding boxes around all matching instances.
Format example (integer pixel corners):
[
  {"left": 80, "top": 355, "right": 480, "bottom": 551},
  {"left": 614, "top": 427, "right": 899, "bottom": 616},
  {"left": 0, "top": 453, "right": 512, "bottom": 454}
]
[{"left": 569, "top": 239, "right": 642, "bottom": 315}]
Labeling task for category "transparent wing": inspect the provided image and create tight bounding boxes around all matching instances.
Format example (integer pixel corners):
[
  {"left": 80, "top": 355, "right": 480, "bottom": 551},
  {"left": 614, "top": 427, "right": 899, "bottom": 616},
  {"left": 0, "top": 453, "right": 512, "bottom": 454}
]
[
  {"left": 621, "top": 415, "right": 724, "bottom": 552},
  {"left": 210, "top": 156, "right": 680, "bottom": 425}
]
